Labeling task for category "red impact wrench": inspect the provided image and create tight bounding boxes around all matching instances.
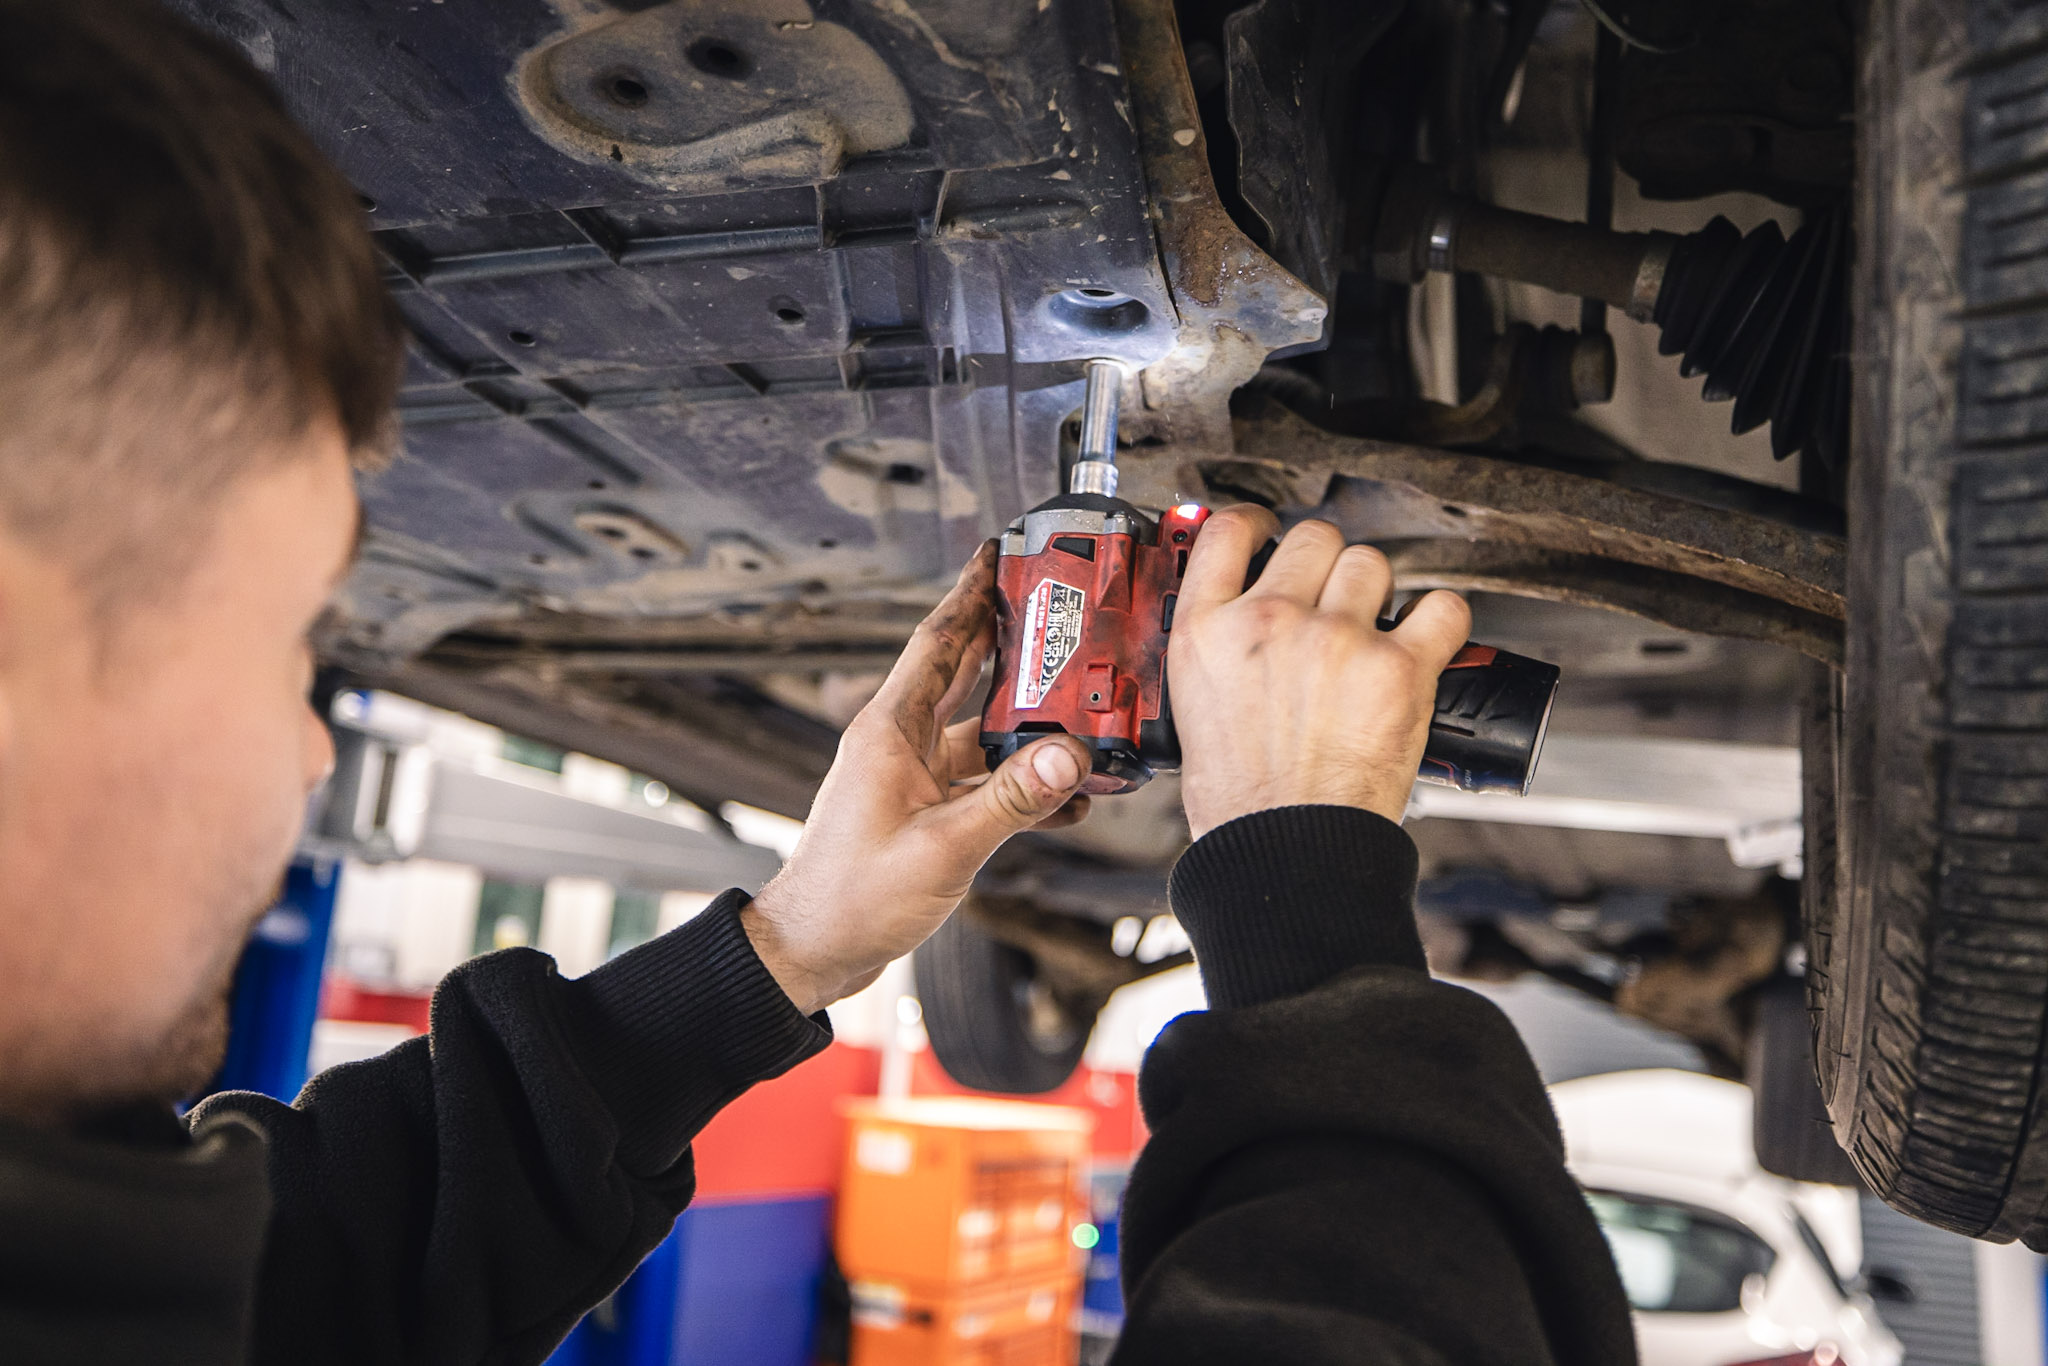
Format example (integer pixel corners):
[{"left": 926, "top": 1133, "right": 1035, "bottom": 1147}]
[{"left": 980, "top": 360, "right": 1560, "bottom": 796}]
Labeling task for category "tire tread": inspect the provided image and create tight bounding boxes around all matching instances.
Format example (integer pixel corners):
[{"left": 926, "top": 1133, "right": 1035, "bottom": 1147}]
[{"left": 1813, "top": 0, "right": 2048, "bottom": 1242}]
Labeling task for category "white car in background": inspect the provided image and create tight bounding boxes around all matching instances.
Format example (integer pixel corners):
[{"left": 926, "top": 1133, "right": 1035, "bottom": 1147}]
[{"left": 1551, "top": 1070, "right": 1901, "bottom": 1366}]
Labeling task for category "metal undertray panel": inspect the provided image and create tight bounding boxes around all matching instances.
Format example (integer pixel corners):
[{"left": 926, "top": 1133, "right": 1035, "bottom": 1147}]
[{"left": 174, "top": 0, "right": 1183, "bottom": 663}]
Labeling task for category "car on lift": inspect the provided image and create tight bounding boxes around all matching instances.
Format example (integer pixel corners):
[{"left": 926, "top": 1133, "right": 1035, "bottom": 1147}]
[{"left": 171, "top": 0, "right": 2048, "bottom": 1245}]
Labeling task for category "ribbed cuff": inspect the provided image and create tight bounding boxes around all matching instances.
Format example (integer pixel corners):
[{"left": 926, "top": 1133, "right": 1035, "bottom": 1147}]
[
  {"left": 1167, "top": 805, "right": 1425, "bottom": 1010},
  {"left": 557, "top": 889, "right": 831, "bottom": 1173}
]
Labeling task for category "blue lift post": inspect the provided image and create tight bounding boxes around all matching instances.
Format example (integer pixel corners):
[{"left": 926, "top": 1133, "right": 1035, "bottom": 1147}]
[{"left": 210, "top": 857, "right": 342, "bottom": 1101}]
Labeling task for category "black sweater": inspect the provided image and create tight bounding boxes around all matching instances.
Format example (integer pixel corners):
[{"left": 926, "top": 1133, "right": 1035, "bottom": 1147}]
[
  {"left": 0, "top": 894, "right": 829, "bottom": 1365},
  {"left": 1116, "top": 806, "right": 1637, "bottom": 1365},
  {"left": 0, "top": 806, "right": 1635, "bottom": 1364}
]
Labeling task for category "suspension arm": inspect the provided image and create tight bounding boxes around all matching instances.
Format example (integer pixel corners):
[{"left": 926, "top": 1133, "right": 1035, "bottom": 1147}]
[{"left": 1157, "top": 404, "right": 1847, "bottom": 664}]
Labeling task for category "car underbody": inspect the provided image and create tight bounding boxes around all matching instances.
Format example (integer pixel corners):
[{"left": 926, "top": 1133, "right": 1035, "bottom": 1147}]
[{"left": 179, "top": 0, "right": 1868, "bottom": 1176}]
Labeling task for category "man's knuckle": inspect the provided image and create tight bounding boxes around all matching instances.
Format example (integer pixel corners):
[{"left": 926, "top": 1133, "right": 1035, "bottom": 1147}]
[
  {"left": 1301, "top": 612, "right": 1351, "bottom": 650},
  {"left": 1241, "top": 596, "right": 1294, "bottom": 633},
  {"left": 1341, "top": 543, "right": 1390, "bottom": 574},
  {"left": 1292, "top": 519, "right": 1344, "bottom": 552},
  {"left": 1216, "top": 503, "right": 1269, "bottom": 530},
  {"left": 993, "top": 771, "right": 1039, "bottom": 822}
]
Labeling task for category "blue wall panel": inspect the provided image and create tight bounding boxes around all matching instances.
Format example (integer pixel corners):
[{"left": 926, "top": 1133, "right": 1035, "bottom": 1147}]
[
  {"left": 671, "top": 1197, "right": 830, "bottom": 1366},
  {"left": 552, "top": 1194, "right": 831, "bottom": 1366}
]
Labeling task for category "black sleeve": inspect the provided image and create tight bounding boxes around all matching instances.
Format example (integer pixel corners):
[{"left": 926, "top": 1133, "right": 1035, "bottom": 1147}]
[
  {"left": 186, "top": 889, "right": 829, "bottom": 1366},
  {"left": 1111, "top": 806, "right": 1638, "bottom": 1366}
]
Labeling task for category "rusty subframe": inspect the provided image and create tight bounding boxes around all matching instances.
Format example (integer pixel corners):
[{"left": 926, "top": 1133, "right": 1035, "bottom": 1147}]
[{"left": 1108, "top": 0, "right": 1844, "bottom": 666}]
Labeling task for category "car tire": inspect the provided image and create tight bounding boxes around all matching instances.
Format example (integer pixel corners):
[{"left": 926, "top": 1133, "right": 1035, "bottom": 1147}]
[
  {"left": 1804, "top": 0, "right": 2048, "bottom": 1241},
  {"left": 912, "top": 906, "right": 1092, "bottom": 1095},
  {"left": 1751, "top": 974, "right": 1861, "bottom": 1187}
]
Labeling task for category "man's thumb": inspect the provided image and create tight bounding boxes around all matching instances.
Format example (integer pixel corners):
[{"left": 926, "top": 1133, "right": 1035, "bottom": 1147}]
[{"left": 937, "top": 736, "right": 1091, "bottom": 850}]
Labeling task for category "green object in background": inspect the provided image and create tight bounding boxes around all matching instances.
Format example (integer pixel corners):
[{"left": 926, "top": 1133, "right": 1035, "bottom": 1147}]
[
  {"left": 475, "top": 880, "right": 545, "bottom": 956},
  {"left": 609, "top": 891, "right": 660, "bottom": 960},
  {"left": 501, "top": 735, "right": 565, "bottom": 774}
]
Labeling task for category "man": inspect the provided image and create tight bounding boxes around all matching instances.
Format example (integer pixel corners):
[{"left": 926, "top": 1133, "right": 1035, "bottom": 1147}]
[{"left": 0, "top": 2, "right": 1635, "bottom": 1363}]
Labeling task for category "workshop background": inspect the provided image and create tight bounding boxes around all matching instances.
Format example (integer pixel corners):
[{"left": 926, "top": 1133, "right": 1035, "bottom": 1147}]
[{"left": 219, "top": 688, "right": 2047, "bottom": 1366}]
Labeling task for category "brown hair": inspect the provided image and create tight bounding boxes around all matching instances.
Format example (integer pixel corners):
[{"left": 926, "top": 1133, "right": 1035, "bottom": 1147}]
[{"left": 0, "top": 0, "right": 404, "bottom": 606}]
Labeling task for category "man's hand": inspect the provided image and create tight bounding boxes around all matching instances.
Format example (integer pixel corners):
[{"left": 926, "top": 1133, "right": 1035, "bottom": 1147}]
[
  {"left": 1169, "top": 507, "right": 1472, "bottom": 840},
  {"left": 741, "top": 544, "right": 1093, "bottom": 1014}
]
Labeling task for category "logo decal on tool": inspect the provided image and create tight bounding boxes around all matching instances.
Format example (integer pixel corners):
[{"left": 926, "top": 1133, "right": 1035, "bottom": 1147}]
[{"left": 1017, "top": 579, "right": 1085, "bottom": 708}]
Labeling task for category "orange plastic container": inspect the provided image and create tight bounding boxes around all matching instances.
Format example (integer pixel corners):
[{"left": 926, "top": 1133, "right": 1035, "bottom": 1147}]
[
  {"left": 849, "top": 1269, "right": 1076, "bottom": 1366},
  {"left": 837, "top": 1098, "right": 1093, "bottom": 1292}
]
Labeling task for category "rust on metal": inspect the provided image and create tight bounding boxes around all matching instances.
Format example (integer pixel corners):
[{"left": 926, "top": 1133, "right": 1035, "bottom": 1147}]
[
  {"left": 1613, "top": 892, "right": 1787, "bottom": 1071},
  {"left": 1196, "top": 404, "right": 1845, "bottom": 660},
  {"left": 1382, "top": 543, "right": 1844, "bottom": 665},
  {"left": 1110, "top": 0, "right": 1326, "bottom": 459}
]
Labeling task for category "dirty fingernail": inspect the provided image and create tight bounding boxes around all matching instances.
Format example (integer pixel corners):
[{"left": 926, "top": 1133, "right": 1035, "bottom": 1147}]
[{"left": 1033, "top": 741, "right": 1082, "bottom": 790}]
